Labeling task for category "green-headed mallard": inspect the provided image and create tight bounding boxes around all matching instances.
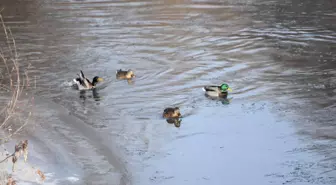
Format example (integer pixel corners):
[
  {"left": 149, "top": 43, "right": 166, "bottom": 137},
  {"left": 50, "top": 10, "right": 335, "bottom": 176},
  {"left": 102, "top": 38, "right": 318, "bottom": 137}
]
[
  {"left": 73, "top": 70, "right": 104, "bottom": 90},
  {"left": 116, "top": 69, "right": 135, "bottom": 80},
  {"left": 162, "top": 107, "right": 181, "bottom": 118},
  {"left": 202, "top": 83, "right": 232, "bottom": 98}
]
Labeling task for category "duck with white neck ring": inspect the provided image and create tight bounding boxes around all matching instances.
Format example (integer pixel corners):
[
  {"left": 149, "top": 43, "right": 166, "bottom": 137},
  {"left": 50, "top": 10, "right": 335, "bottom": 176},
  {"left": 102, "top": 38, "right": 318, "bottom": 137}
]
[{"left": 202, "top": 83, "right": 232, "bottom": 98}]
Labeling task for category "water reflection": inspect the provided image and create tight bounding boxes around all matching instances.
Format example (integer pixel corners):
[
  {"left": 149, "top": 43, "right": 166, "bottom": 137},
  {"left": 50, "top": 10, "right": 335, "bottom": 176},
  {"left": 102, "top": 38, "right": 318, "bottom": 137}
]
[
  {"left": 127, "top": 79, "right": 134, "bottom": 85},
  {"left": 221, "top": 97, "right": 232, "bottom": 105},
  {"left": 92, "top": 88, "right": 102, "bottom": 101},
  {"left": 204, "top": 94, "right": 232, "bottom": 105},
  {"left": 165, "top": 118, "right": 182, "bottom": 128},
  {"left": 79, "top": 88, "right": 102, "bottom": 103}
]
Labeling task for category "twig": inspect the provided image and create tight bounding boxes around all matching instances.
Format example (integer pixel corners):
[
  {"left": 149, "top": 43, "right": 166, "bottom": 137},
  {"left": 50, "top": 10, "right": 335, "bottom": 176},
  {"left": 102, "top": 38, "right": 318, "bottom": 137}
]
[{"left": 6, "top": 112, "right": 31, "bottom": 139}]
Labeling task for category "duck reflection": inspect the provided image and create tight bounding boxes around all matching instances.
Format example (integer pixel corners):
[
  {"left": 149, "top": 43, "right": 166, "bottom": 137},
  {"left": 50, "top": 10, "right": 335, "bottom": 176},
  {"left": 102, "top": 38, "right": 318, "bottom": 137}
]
[
  {"left": 204, "top": 95, "right": 232, "bottom": 105},
  {"left": 166, "top": 118, "right": 182, "bottom": 128},
  {"left": 127, "top": 79, "right": 134, "bottom": 85},
  {"left": 221, "top": 97, "right": 232, "bottom": 105},
  {"left": 92, "top": 88, "right": 102, "bottom": 101},
  {"left": 79, "top": 88, "right": 102, "bottom": 103}
]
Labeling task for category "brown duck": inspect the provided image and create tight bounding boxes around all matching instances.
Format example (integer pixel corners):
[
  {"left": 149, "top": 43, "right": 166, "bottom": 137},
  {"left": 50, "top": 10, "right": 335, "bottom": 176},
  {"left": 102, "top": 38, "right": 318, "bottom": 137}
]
[
  {"left": 162, "top": 107, "right": 181, "bottom": 118},
  {"left": 116, "top": 69, "right": 135, "bottom": 80}
]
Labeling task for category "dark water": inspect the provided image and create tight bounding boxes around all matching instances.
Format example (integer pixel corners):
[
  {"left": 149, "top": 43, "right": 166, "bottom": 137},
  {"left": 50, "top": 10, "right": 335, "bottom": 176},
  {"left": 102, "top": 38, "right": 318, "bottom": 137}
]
[{"left": 0, "top": 0, "right": 335, "bottom": 184}]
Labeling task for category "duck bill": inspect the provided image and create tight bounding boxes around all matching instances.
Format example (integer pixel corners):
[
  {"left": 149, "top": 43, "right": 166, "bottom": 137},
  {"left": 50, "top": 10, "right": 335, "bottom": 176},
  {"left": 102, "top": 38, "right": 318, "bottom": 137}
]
[
  {"left": 98, "top": 77, "right": 104, "bottom": 82},
  {"left": 227, "top": 87, "right": 232, "bottom": 92}
]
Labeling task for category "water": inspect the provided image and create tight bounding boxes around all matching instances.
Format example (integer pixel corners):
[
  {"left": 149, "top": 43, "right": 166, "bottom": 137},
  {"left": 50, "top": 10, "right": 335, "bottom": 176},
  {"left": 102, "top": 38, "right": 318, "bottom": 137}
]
[{"left": 0, "top": 0, "right": 335, "bottom": 184}]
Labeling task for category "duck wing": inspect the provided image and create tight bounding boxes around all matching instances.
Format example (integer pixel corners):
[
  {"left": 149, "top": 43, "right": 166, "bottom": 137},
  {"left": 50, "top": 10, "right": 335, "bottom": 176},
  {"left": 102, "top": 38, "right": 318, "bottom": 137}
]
[
  {"left": 79, "top": 70, "right": 85, "bottom": 79},
  {"left": 202, "top": 86, "right": 220, "bottom": 92},
  {"left": 73, "top": 77, "right": 86, "bottom": 90},
  {"left": 77, "top": 70, "right": 92, "bottom": 88},
  {"left": 74, "top": 70, "right": 91, "bottom": 89},
  {"left": 74, "top": 77, "right": 84, "bottom": 86}
]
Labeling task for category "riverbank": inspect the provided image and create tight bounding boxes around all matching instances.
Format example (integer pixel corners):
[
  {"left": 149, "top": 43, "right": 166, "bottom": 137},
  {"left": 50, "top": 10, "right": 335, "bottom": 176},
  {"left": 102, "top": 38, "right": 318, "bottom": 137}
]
[{"left": 0, "top": 134, "right": 46, "bottom": 185}]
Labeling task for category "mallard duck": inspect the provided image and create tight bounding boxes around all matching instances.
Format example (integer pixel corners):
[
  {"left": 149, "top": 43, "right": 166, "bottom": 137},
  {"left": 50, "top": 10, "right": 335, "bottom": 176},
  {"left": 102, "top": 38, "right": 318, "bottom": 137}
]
[
  {"left": 116, "top": 69, "right": 135, "bottom": 80},
  {"left": 73, "top": 70, "right": 104, "bottom": 90},
  {"left": 202, "top": 83, "right": 232, "bottom": 98},
  {"left": 163, "top": 107, "right": 181, "bottom": 118}
]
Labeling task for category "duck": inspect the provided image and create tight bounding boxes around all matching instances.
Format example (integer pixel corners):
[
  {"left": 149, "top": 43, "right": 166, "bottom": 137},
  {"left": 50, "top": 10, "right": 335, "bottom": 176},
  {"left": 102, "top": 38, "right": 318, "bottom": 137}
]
[
  {"left": 202, "top": 83, "right": 232, "bottom": 98},
  {"left": 73, "top": 70, "right": 104, "bottom": 90},
  {"left": 116, "top": 69, "right": 135, "bottom": 80},
  {"left": 162, "top": 107, "right": 181, "bottom": 118}
]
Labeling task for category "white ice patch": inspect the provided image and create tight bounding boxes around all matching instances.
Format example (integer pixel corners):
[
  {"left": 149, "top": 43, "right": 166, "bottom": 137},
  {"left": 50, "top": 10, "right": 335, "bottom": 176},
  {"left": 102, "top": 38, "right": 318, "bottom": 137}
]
[{"left": 67, "top": 176, "right": 79, "bottom": 182}]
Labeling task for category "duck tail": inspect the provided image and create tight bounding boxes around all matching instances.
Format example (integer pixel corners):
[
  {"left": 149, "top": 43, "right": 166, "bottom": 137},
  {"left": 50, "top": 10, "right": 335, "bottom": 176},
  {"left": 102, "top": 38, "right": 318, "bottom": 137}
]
[{"left": 202, "top": 87, "right": 206, "bottom": 92}]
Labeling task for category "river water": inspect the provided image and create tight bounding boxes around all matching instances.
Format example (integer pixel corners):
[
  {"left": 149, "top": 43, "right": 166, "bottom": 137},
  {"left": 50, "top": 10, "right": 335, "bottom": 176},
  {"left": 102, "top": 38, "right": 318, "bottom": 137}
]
[{"left": 0, "top": 0, "right": 335, "bottom": 184}]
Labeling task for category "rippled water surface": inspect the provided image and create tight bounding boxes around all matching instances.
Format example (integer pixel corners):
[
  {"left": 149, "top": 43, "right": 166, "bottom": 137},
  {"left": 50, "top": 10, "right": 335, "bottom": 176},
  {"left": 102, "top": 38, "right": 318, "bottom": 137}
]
[{"left": 0, "top": 0, "right": 335, "bottom": 184}]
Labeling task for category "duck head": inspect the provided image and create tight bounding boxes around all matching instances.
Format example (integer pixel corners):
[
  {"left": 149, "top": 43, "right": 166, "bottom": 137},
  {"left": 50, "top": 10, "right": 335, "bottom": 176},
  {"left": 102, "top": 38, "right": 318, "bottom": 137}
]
[
  {"left": 173, "top": 107, "right": 181, "bottom": 117},
  {"left": 126, "top": 70, "right": 135, "bottom": 79},
  {"left": 220, "top": 83, "right": 232, "bottom": 92},
  {"left": 92, "top": 76, "right": 104, "bottom": 86}
]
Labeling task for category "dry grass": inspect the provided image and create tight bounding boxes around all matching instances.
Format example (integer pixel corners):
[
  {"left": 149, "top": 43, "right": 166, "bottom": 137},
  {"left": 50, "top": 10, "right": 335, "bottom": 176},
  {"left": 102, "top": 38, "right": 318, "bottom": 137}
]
[
  {"left": 0, "top": 11, "right": 42, "bottom": 185},
  {"left": 0, "top": 13, "right": 34, "bottom": 139}
]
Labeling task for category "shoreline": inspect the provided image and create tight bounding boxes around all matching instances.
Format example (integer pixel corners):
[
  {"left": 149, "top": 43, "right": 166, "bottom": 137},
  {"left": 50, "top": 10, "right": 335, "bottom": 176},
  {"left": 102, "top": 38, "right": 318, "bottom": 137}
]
[
  {"left": 28, "top": 96, "right": 131, "bottom": 185},
  {"left": 0, "top": 137, "right": 45, "bottom": 185}
]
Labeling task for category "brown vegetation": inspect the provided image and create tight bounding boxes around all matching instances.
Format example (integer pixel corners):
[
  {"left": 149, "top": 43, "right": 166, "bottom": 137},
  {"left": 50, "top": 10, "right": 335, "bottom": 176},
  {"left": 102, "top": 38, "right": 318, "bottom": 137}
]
[
  {"left": 5, "top": 175, "right": 16, "bottom": 185},
  {"left": 36, "top": 169, "right": 46, "bottom": 182},
  {"left": 0, "top": 12, "right": 34, "bottom": 141},
  {"left": 0, "top": 11, "right": 44, "bottom": 185}
]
